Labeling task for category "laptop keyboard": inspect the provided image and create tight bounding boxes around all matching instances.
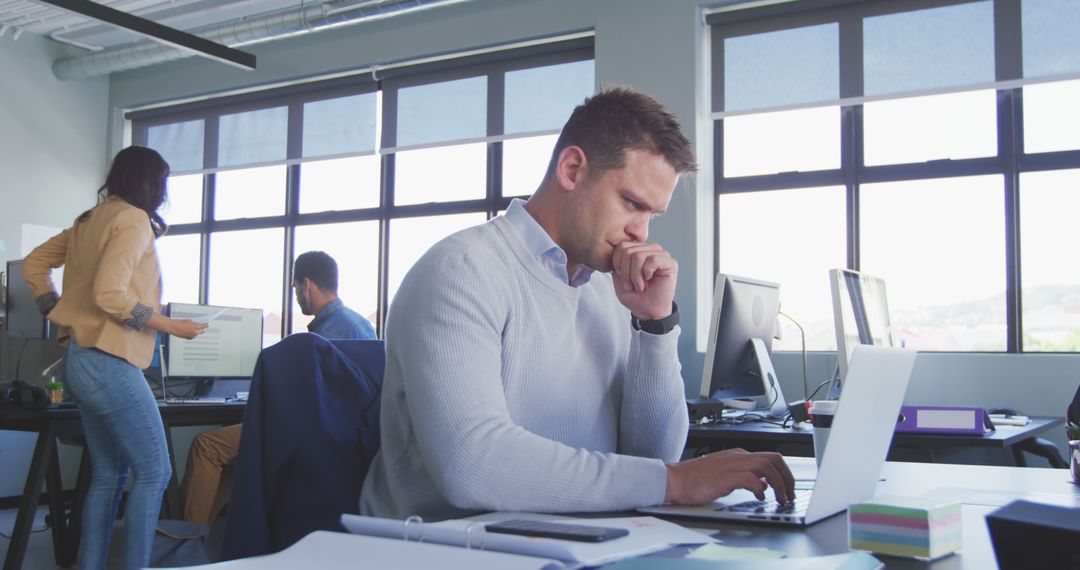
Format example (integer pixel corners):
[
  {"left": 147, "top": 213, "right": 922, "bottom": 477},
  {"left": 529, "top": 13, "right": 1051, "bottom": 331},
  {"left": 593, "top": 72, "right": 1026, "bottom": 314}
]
[
  {"left": 165, "top": 396, "right": 229, "bottom": 405},
  {"left": 717, "top": 491, "right": 812, "bottom": 515}
]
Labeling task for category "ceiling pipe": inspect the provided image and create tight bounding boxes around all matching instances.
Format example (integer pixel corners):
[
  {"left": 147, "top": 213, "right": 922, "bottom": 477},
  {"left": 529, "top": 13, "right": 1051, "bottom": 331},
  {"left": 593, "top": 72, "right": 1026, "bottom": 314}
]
[
  {"left": 50, "top": 29, "right": 104, "bottom": 50},
  {"left": 53, "top": 0, "right": 469, "bottom": 80}
]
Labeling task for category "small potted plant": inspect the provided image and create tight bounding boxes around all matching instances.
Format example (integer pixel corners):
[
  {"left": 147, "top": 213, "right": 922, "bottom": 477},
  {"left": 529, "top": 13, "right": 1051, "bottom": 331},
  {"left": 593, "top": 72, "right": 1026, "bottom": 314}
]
[{"left": 44, "top": 381, "right": 64, "bottom": 405}]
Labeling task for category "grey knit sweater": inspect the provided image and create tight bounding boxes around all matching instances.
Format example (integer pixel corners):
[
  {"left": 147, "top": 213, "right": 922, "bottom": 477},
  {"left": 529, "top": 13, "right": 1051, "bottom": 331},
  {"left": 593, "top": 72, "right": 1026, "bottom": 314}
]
[{"left": 359, "top": 215, "right": 688, "bottom": 520}]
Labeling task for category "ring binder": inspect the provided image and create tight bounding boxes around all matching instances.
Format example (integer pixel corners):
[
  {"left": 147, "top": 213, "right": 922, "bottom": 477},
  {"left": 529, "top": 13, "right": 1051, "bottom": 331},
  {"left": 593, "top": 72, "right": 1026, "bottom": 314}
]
[
  {"left": 464, "top": 521, "right": 487, "bottom": 551},
  {"left": 403, "top": 516, "right": 425, "bottom": 543}
]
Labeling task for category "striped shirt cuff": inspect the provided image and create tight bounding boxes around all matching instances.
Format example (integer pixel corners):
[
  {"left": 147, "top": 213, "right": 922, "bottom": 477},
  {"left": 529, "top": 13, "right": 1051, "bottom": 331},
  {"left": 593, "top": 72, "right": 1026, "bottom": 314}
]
[
  {"left": 35, "top": 292, "right": 59, "bottom": 315},
  {"left": 122, "top": 302, "right": 154, "bottom": 331}
]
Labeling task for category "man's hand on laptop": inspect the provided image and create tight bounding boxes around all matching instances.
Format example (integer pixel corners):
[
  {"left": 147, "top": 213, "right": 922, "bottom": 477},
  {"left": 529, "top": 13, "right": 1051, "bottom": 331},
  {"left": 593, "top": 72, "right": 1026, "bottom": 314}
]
[{"left": 664, "top": 448, "right": 796, "bottom": 506}]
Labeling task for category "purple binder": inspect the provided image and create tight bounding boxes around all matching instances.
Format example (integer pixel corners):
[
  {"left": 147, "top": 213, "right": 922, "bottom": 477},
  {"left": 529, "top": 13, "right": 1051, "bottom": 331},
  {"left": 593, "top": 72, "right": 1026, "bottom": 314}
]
[{"left": 894, "top": 405, "right": 991, "bottom": 435}]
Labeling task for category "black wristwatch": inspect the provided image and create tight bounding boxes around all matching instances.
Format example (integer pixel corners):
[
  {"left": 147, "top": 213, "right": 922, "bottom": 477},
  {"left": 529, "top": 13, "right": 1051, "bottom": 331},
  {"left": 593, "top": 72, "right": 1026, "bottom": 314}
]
[{"left": 631, "top": 302, "right": 680, "bottom": 335}]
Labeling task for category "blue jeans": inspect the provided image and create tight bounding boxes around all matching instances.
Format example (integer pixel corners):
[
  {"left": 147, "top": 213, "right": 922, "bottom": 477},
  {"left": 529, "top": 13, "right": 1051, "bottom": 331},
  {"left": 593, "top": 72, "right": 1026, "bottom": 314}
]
[{"left": 63, "top": 342, "right": 172, "bottom": 570}]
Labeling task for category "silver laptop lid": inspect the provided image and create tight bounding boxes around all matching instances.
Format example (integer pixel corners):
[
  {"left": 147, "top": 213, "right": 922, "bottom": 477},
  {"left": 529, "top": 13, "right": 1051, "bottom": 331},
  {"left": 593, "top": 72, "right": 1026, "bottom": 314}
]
[{"left": 804, "top": 345, "right": 917, "bottom": 523}]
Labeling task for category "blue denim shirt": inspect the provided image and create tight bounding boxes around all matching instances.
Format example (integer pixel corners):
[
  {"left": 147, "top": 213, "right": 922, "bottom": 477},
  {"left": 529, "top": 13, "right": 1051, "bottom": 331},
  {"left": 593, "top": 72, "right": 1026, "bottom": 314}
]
[{"left": 308, "top": 298, "right": 377, "bottom": 340}]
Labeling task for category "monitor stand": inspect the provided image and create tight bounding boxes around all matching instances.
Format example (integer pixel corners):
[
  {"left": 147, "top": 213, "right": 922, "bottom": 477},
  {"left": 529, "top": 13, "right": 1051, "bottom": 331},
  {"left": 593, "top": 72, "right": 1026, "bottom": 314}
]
[{"left": 749, "top": 337, "right": 788, "bottom": 418}]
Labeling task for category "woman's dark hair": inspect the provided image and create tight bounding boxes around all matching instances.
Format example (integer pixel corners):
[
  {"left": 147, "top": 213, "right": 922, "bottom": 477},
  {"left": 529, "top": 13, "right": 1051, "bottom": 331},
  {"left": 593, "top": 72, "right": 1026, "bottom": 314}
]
[{"left": 78, "top": 146, "right": 170, "bottom": 238}]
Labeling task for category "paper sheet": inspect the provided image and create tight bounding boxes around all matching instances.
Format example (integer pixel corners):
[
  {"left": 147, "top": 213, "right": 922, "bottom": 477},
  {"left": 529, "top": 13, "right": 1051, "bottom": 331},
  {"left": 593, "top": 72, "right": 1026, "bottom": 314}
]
[
  {"left": 190, "top": 308, "right": 228, "bottom": 324},
  {"left": 183, "top": 531, "right": 565, "bottom": 570},
  {"left": 921, "top": 487, "right": 1080, "bottom": 508},
  {"left": 687, "top": 543, "right": 785, "bottom": 561}
]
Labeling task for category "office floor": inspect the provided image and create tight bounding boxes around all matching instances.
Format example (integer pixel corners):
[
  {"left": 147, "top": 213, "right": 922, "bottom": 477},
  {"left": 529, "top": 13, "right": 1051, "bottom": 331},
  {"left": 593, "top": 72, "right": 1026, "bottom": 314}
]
[
  {"left": 0, "top": 505, "right": 227, "bottom": 568},
  {"left": 0, "top": 505, "right": 85, "bottom": 568}
]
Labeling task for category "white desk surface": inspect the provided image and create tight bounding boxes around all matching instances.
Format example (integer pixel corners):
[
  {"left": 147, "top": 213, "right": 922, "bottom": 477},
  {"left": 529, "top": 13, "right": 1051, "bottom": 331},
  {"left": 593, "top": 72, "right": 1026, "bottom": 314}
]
[
  {"left": 680, "top": 457, "right": 1080, "bottom": 569},
  {"left": 193, "top": 458, "right": 1078, "bottom": 569}
]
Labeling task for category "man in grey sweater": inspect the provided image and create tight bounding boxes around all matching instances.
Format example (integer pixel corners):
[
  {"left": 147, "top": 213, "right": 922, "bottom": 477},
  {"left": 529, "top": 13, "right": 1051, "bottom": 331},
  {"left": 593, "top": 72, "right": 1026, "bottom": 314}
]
[{"left": 360, "top": 87, "right": 794, "bottom": 520}]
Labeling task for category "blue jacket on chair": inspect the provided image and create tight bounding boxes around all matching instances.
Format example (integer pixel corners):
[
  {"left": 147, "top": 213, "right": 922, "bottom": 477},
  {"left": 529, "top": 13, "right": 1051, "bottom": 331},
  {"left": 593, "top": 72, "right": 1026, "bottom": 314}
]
[{"left": 220, "top": 333, "right": 385, "bottom": 560}]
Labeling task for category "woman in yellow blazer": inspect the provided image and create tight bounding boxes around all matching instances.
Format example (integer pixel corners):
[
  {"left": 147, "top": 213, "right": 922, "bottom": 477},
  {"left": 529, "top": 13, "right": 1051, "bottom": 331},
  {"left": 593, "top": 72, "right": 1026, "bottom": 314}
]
[{"left": 24, "top": 146, "right": 208, "bottom": 570}]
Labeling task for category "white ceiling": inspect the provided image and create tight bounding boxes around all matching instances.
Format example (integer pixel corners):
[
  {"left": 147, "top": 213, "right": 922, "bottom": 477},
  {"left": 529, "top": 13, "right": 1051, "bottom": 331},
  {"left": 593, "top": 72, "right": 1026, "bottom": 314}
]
[{"left": 0, "top": 0, "right": 311, "bottom": 50}]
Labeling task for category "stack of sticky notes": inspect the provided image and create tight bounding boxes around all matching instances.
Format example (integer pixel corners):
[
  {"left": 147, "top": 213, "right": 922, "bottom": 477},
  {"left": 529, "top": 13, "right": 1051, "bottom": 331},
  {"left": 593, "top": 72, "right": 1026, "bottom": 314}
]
[{"left": 849, "top": 496, "right": 961, "bottom": 560}]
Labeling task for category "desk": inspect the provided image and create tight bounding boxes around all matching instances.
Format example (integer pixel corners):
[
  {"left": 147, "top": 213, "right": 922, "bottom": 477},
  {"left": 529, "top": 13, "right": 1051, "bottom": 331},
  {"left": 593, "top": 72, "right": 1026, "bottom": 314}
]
[
  {"left": 668, "top": 458, "right": 1080, "bottom": 569},
  {"left": 187, "top": 458, "right": 1079, "bottom": 569},
  {"left": 0, "top": 402, "right": 245, "bottom": 570},
  {"left": 687, "top": 417, "right": 1064, "bottom": 466}
]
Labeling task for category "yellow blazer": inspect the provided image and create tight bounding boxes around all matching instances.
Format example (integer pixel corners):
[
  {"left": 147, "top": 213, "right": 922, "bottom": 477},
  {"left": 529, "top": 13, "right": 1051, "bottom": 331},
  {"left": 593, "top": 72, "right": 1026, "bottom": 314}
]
[{"left": 23, "top": 198, "right": 162, "bottom": 368}]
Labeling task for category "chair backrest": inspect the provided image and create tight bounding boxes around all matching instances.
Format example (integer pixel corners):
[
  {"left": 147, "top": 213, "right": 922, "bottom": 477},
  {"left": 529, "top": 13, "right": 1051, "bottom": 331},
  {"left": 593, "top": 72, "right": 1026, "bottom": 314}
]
[{"left": 221, "top": 333, "right": 385, "bottom": 560}]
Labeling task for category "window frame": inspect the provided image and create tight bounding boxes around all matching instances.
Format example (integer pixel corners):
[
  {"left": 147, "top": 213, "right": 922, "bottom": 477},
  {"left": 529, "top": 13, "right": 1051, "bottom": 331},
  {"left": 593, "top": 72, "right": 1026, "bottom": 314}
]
[
  {"left": 710, "top": 0, "right": 1080, "bottom": 353},
  {"left": 131, "top": 40, "right": 594, "bottom": 338}
]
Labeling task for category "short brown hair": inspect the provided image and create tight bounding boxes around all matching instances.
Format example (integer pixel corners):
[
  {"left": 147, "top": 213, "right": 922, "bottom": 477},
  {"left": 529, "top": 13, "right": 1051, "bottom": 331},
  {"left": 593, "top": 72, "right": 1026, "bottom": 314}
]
[{"left": 544, "top": 86, "right": 697, "bottom": 181}]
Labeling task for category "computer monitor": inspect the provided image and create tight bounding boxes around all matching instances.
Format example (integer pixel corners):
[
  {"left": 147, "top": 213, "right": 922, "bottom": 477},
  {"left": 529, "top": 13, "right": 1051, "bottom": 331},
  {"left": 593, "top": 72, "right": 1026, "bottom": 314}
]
[
  {"left": 165, "top": 303, "right": 263, "bottom": 380},
  {"left": 699, "top": 274, "right": 786, "bottom": 417},
  {"left": 5, "top": 260, "right": 53, "bottom": 339},
  {"left": 829, "top": 268, "right": 894, "bottom": 386}
]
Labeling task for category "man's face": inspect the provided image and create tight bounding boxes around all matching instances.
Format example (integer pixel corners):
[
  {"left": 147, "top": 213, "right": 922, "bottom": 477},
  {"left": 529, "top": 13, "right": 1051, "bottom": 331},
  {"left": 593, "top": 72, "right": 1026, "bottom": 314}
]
[
  {"left": 559, "top": 148, "right": 678, "bottom": 273},
  {"left": 293, "top": 278, "right": 313, "bottom": 316}
]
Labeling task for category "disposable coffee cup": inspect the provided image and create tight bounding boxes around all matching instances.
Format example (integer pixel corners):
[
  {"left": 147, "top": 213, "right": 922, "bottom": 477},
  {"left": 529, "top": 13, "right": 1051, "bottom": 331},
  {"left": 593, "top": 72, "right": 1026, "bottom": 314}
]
[{"left": 810, "top": 400, "right": 839, "bottom": 468}]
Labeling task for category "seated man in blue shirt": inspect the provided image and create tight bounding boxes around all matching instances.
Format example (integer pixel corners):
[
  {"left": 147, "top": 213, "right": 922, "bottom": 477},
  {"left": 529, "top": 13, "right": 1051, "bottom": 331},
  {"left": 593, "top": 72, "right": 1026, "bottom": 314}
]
[
  {"left": 293, "top": 250, "right": 377, "bottom": 340},
  {"left": 180, "top": 251, "right": 376, "bottom": 525}
]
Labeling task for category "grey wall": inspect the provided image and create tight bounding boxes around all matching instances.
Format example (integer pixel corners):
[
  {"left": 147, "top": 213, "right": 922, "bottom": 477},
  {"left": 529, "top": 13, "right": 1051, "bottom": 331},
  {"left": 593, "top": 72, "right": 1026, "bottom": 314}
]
[
  {"left": 0, "top": 33, "right": 109, "bottom": 497},
  {"left": 0, "top": 34, "right": 106, "bottom": 265}
]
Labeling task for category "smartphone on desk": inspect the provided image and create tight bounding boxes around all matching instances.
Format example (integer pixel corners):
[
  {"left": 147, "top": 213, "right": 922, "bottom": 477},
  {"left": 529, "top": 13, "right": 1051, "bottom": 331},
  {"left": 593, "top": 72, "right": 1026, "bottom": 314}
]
[{"left": 485, "top": 519, "right": 629, "bottom": 543}]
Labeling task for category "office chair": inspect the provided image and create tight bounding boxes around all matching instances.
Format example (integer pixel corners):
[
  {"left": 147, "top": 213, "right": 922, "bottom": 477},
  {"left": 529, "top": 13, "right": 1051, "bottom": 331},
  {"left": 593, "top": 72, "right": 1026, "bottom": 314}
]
[{"left": 220, "top": 334, "right": 385, "bottom": 560}]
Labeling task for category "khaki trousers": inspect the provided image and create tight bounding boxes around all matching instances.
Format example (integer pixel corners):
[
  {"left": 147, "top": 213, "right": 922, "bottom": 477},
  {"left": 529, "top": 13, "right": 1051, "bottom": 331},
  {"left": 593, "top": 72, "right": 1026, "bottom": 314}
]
[{"left": 180, "top": 423, "right": 241, "bottom": 526}]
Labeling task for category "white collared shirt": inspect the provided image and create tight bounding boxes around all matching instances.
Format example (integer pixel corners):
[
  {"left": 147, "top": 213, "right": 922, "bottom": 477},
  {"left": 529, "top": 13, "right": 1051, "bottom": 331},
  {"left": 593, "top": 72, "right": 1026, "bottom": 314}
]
[{"left": 502, "top": 198, "right": 594, "bottom": 287}]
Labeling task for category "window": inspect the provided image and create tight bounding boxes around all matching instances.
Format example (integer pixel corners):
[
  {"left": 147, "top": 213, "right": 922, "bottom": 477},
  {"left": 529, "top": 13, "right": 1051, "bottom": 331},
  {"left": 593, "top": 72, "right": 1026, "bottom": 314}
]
[
  {"left": 710, "top": 0, "right": 1080, "bottom": 353},
  {"left": 214, "top": 166, "right": 287, "bottom": 220},
  {"left": 1019, "top": 170, "right": 1080, "bottom": 352},
  {"left": 503, "top": 135, "right": 557, "bottom": 198},
  {"left": 292, "top": 221, "right": 380, "bottom": 334},
  {"left": 718, "top": 187, "right": 846, "bottom": 350},
  {"left": 860, "top": 176, "right": 1006, "bottom": 351},
  {"left": 208, "top": 228, "right": 285, "bottom": 347},
  {"left": 723, "top": 107, "right": 840, "bottom": 177},
  {"left": 394, "top": 143, "right": 486, "bottom": 205},
  {"left": 163, "top": 174, "right": 203, "bottom": 226},
  {"left": 299, "top": 156, "right": 380, "bottom": 214},
  {"left": 156, "top": 234, "right": 200, "bottom": 305},
  {"left": 132, "top": 41, "right": 594, "bottom": 340}
]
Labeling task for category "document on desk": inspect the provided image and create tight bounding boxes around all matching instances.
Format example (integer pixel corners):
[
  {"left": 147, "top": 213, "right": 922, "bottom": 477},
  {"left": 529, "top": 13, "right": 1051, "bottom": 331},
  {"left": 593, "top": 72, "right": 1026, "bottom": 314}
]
[
  {"left": 604, "top": 551, "right": 882, "bottom": 569},
  {"left": 921, "top": 487, "right": 1080, "bottom": 508},
  {"left": 181, "top": 530, "right": 565, "bottom": 569},
  {"left": 341, "top": 513, "right": 714, "bottom": 568}
]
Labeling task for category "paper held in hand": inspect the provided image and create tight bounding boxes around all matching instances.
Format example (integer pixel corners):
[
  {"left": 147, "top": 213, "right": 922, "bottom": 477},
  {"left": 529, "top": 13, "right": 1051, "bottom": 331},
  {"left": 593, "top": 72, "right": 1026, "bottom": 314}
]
[{"left": 190, "top": 307, "right": 228, "bottom": 324}]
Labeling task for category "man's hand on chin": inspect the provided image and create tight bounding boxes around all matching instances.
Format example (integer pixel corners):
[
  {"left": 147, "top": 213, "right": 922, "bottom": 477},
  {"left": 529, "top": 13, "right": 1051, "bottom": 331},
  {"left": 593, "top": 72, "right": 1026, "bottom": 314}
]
[{"left": 611, "top": 241, "right": 677, "bottom": 321}]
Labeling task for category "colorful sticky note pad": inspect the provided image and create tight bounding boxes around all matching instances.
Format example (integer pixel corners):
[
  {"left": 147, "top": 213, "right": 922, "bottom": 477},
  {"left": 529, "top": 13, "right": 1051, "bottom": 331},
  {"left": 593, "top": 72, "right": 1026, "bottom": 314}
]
[{"left": 849, "top": 496, "right": 961, "bottom": 561}]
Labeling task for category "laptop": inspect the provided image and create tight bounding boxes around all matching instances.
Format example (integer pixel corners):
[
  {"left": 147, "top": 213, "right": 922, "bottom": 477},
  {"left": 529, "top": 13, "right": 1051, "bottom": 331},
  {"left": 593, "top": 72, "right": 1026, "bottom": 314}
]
[{"left": 640, "top": 345, "right": 917, "bottom": 526}]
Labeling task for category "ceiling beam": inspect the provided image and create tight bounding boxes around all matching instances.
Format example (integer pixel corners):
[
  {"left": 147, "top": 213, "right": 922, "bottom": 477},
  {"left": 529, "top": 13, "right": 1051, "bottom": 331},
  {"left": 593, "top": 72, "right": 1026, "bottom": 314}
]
[{"left": 33, "top": 0, "right": 255, "bottom": 70}]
